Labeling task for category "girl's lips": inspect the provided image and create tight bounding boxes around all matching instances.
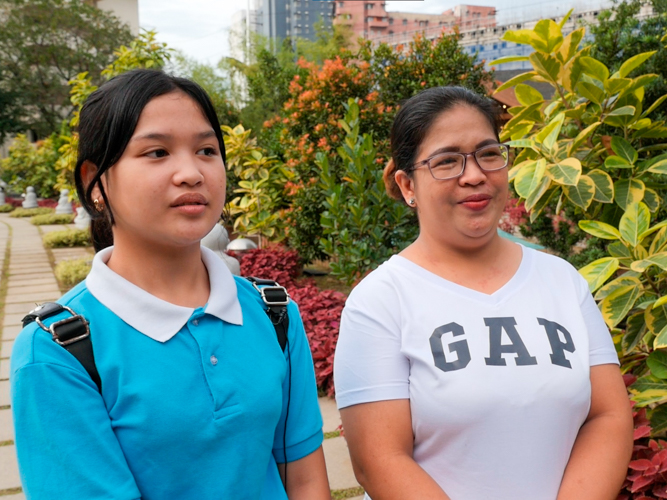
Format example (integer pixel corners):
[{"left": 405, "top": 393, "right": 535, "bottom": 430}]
[{"left": 172, "top": 204, "right": 206, "bottom": 216}]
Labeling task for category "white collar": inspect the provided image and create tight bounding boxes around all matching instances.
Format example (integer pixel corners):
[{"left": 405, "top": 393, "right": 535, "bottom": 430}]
[{"left": 85, "top": 246, "right": 243, "bottom": 342}]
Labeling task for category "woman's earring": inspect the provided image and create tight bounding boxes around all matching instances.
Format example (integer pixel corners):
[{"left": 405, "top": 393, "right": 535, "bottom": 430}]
[
  {"left": 93, "top": 199, "right": 103, "bottom": 212},
  {"left": 408, "top": 198, "right": 416, "bottom": 206}
]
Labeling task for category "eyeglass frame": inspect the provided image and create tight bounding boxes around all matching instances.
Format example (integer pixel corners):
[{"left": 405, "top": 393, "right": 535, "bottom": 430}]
[{"left": 412, "top": 143, "right": 511, "bottom": 180}]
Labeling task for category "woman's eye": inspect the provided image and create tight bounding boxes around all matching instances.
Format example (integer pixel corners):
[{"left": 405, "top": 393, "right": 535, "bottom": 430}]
[
  {"left": 146, "top": 149, "right": 168, "bottom": 158},
  {"left": 197, "top": 147, "right": 218, "bottom": 156}
]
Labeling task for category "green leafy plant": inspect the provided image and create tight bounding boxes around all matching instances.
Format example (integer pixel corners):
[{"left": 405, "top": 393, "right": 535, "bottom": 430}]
[
  {"left": 10, "top": 207, "right": 53, "bottom": 218},
  {"left": 54, "top": 257, "right": 92, "bottom": 289},
  {"left": 30, "top": 213, "right": 75, "bottom": 225},
  {"left": 0, "top": 204, "right": 14, "bottom": 213},
  {"left": 319, "top": 99, "right": 417, "bottom": 285},
  {"left": 42, "top": 228, "right": 90, "bottom": 248},
  {"left": 223, "top": 124, "right": 294, "bottom": 243}
]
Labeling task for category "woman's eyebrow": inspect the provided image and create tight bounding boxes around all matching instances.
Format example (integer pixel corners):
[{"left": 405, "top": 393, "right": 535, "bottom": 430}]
[{"left": 427, "top": 138, "right": 500, "bottom": 157}]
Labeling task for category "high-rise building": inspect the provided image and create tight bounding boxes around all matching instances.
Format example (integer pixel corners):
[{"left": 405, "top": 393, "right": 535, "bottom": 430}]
[
  {"left": 258, "top": 0, "right": 335, "bottom": 46},
  {"left": 89, "top": 0, "right": 140, "bottom": 34}
]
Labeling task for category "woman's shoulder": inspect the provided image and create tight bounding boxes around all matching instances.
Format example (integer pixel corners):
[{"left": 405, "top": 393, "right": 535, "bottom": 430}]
[
  {"left": 11, "top": 281, "right": 98, "bottom": 376},
  {"left": 523, "top": 247, "right": 589, "bottom": 295}
]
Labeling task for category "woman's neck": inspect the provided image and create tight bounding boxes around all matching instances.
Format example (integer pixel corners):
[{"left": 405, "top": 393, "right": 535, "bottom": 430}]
[
  {"left": 401, "top": 231, "right": 522, "bottom": 295},
  {"left": 106, "top": 234, "right": 210, "bottom": 309}
]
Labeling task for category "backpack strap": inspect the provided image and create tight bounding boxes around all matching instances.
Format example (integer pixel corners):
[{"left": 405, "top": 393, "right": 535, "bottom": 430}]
[
  {"left": 245, "top": 277, "right": 290, "bottom": 352},
  {"left": 22, "top": 302, "right": 102, "bottom": 392}
]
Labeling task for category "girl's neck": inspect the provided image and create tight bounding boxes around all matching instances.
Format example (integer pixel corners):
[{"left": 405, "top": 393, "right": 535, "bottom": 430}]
[{"left": 106, "top": 234, "right": 210, "bottom": 309}]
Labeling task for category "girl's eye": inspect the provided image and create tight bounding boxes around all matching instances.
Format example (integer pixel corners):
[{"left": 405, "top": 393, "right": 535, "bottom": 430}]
[
  {"left": 197, "top": 147, "right": 218, "bottom": 156},
  {"left": 146, "top": 149, "right": 168, "bottom": 158}
]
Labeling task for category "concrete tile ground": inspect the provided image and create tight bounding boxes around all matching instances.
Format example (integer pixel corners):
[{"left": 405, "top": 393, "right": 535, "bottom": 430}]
[{"left": 0, "top": 215, "right": 364, "bottom": 499}]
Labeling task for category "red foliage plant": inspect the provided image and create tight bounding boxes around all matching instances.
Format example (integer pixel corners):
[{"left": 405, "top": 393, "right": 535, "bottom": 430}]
[
  {"left": 498, "top": 197, "right": 527, "bottom": 233},
  {"left": 238, "top": 246, "right": 346, "bottom": 396},
  {"left": 618, "top": 374, "right": 667, "bottom": 499}
]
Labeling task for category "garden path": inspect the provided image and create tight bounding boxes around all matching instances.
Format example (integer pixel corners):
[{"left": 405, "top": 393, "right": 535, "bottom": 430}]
[{"left": 0, "top": 214, "right": 362, "bottom": 499}]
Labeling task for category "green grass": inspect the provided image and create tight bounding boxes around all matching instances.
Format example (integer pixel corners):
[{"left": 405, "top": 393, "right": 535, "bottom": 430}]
[
  {"left": 55, "top": 257, "right": 92, "bottom": 289},
  {"left": 42, "top": 228, "right": 91, "bottom": 248},
  {"left": 31, "top": 213, "right": 75, "bottom": 225},
  {"left": 9, "top": 207, "right": 53, "bottom": 218},
  {"left": 331, "top": 487, "right": 364, "bottom": 499}
]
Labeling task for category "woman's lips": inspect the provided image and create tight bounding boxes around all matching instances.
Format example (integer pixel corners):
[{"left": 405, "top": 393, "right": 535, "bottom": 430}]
[{"left": 459, "top": 194, "right": 492, "bottom": 211}]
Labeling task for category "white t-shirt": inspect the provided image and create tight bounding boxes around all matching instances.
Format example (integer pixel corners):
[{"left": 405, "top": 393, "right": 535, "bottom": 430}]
[{"left": 334, "top": 246, "right": 619, "bottom": 500}]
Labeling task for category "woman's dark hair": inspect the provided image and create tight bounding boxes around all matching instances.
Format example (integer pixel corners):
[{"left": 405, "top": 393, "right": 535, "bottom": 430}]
[
  {"left": 384, "top": 86, "right": 501, "bottom": 202},
  {"left": 74, "top": 68, "right": 226, "bottom": 251}
]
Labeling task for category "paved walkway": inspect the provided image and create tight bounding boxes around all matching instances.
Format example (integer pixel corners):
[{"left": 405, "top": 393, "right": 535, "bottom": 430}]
[{"left": 0, "top": 215, "right": 362, "bottom": 499}]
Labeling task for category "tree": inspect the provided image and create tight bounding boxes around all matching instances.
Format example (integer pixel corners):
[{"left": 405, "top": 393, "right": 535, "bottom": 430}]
[
  {"left": 0, "top": 0, "right": 133, "bottom": 137},
  {"left": 589, "top": 0, "right": 667, "bottom": 117},
  {"left": 171, "top": 53, "right": 239, "bottom": 127}
]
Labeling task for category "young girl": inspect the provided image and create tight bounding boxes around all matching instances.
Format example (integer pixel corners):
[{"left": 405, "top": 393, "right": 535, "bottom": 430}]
[{"left": 11, "top": 69, "right": 330, "bottom": 500}]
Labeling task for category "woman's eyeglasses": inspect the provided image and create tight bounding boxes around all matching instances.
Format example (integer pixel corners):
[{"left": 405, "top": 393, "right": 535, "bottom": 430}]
[{"left": 413, "top": 143, "right": 510, "bottom": 180}]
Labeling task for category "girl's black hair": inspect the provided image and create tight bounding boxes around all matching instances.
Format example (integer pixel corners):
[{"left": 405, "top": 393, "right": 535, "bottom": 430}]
[
  {"left": 74, "top": 68, "right": 226, "bottom": 251},
  {"left": 385, "top": 86, "right": 501, "bottom": 202}
]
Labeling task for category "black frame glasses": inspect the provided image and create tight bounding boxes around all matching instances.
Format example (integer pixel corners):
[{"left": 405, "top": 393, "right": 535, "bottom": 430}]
[{"left": 413, "top": 143, "right": 510, "bottom": 180}]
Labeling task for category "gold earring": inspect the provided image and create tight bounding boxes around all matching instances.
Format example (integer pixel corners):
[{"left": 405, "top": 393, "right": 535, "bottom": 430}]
[{"left": 93, "top": 199, "right": 103, "bottom": 212}]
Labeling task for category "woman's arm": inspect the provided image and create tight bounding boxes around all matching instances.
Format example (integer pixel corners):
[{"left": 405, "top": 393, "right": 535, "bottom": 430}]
[
  {"left": 341, "top": 399, "right": 450, "bottom": 500},
  {"left": 557, "top": 364, "right": 634, "bottom": 500},
  {"left": 278, "top": 446, "right": 330, "bottom": 499}
]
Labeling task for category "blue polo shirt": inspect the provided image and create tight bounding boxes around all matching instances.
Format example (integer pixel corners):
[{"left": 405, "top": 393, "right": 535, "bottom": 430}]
[{"left": 10, "top": 247, "right": 323, "bottom": 500}]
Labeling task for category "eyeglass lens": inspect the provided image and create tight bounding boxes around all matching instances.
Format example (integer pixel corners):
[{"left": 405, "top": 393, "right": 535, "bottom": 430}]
[{"left": 428, "top": 144, "right": 509, "bottom": 180}]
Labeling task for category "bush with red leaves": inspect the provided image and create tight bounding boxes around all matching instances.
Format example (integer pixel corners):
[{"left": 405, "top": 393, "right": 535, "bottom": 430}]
[
  {"left": 618, "top": 374, "right": 667, "bottom": 499},
  {"left": 498, "top": 197, "right": 527, "bottom": 233},
  {"left": 238, "top": 246, "right": 346, "bottom": 396},
  {"left": 6, "top": 197, "right": 58, "bottom": 208}
]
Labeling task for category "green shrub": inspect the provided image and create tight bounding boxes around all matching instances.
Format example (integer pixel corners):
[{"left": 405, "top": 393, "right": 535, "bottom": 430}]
[
  {"left": 10, "top": 207, "right": 53, "bottom": 218},
  {"left": 42, "top": 228, "right": 90, "bottom": 248},
  {"left": 54, "top": 257, "right": 91, "bottom": 288},
  {"left": 30, "top": 213, "right": 75, "bottom": 225},
  {"left": 0, "top": 204, "right": 14, "bottom": 213}
]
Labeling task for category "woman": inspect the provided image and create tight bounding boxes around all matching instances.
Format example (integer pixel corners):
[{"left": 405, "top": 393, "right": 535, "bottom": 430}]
[
  {"left": 11, "top": 69, "right": 330, "bottom": 500},
  {"left": 333, "top": 86, "right": 633, "bottom": 500}
]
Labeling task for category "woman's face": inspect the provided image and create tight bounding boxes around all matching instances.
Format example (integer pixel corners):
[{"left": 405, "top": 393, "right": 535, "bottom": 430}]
[
  {"left": 91, "top": 91, "right": 226, "bottom": 250},
  {"left": 397, "top": 104, "right": 508, "bottom": 249}
]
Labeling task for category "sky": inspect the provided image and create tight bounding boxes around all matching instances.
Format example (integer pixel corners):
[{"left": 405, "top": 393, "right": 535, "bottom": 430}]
[{"left": 138, "top": 0, "right": 614, "bottom": 67}]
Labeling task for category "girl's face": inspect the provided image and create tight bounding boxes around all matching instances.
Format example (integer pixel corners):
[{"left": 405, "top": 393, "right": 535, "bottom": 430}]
[
  {"left": 91, "top": 91, "right": 226, "bottom": 250},
  {"left": 396, "top": 104, "right": 509, "bottom": 249}
]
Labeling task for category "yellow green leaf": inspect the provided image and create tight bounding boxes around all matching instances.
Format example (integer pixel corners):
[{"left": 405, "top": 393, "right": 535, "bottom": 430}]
[
  {"left": 631, "top": 252, "right": 667, "bottom": 272},
  {"left": 623, "top": 312, "right": 646, "bottom": 353},
  {"left": 503, "top": 29, "right": 539, "bottom": 46},
  {"left": 514, "top": 159, "right": 546, "bottom": 199},
  {"left": 619, "top": 202, "right": 651, "bottom": 246},
  {"left": 647, "top": 304, "right": 667, "bottom": 335},
  {"left": 578, "top": 81, "right": 604, "bottom": 105},
  {"left": 533, "top": 19, "right": 563, "bottom": 53},
  {"left": 606, "top": 105, "right": 636, "bottom": 118},
  {"left": 639, "top": 220, "right": 667, "bottom": 242},
  {"left": 578, "top": 220, "right": 621, "bottom": 240},
  {"left": 645, "top": 188, "right": 660, "bottom": 212},
  {"left": 588, "top": 169, "right": 614, "bottom": 203},
  {"left": 535, "top": 112, "right": 565, "bottom": 151},
  {"left": 648, "top": 159, "right": 667, "bottom": 175},
  {"left": 605, "top": 78, "right": 632, "bottom": 94},
  {"left": 655, "top": 325, "right": 667, "bottom": 350},
  {"left": 611, "top": 136, "right": 638, "bottom": 163},
  {"left": 546, "top": 157, "right": 581, "bottom": 186},
  {"left": 615, "top": 178, "right": 645, "bottom": 210},
  {"left": 604, "top": 156, "right": 633, "bottom": 169},
  {"left": 525, "top": 175, "right": 551, "bottom": 211},
  {"left": 619, "top": 51, "right": 657, "bottom": 78},
  {"left": 489, "top": 55, "right": 530, "bottom": 66},
  {"left": 579, "top": 257, "right": 620, "bottom": 293},
  {"left": 595, "top": 276, "right": 642, "bottom": 301},
  {"left": 580, "top": 56, "right": 610, "bottom": 82},
  {"left": 563, "top": 174, "right": 595, "bottom": 209},
  {"left": 600, "top": 283, "right": 642, "bottom": 328},
  {"left": 651, "top": 227, "right": 667, "bottom": 254},
  {"left": 568, "top": 122, "right": 601, "bottom": 156},
  {"left": 647, "top": 349, "right": 667, "bottom": 377},
  {"left": 557, "top": 27, "right": 584, "bottom": 63},
  {"left": 654, "top": 295, "right": 667, "bottom": 309},
  {"left": 529, "top": 52, "right": 562, "bottom": 82},
  {"left": 514, "top": 84, "right": 543, "bottom": 106},
  {"left": 495, "top": 72, "right": 538, "bottom": 93},
  {"left": 642, "top": 93, "right": 667, "bottom": 118}
]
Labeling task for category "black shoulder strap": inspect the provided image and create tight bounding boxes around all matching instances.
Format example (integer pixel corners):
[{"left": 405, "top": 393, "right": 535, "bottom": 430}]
[
  {"left": 245, "top": 277, "right": 290, "bottom": 352},
  {"left": 22, "top": 302, "right": 102, "bottom": 392}
]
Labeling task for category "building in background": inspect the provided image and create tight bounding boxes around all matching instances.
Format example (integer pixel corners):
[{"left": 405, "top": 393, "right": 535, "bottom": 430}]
[
  {"left": 257, "top": 0, "right": 335, "bottom": 46},
  {"left": 334, "top": 2, "right": 496, "bottom": 45},
  {"left": 89, "top": 0, "right": 139, "bottom": 34}
]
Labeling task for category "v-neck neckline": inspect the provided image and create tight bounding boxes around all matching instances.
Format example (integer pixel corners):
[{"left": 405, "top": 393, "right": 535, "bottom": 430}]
[{"left": 390, "top": 245, "right": 533, "bottom": 306}]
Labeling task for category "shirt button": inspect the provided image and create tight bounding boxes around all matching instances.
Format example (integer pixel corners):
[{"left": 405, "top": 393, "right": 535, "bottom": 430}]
[
  {"left": 210, "top": 355, "right": 218, "bottom": 365},
  {"left": 192, "top": 319, "right": 199, "bottom": 326}
]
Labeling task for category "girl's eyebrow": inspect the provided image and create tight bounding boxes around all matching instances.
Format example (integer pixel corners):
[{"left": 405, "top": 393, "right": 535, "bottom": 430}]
[{"left": 131, "top": 130, "right": 217, "bottom": 142}]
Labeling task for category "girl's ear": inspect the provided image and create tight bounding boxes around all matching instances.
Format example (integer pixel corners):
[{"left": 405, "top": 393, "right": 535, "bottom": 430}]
[{"left": 81, "top": 160, "right": 102, "bottom": 202}]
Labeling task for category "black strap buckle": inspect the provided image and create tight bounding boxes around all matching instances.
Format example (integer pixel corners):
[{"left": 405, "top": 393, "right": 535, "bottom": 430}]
[
  {"left": 32, "top": 305, "right": 91, "bottom": 346},
  {"left": 247, "top": 277, "right": 290, "bottom": 306}
]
